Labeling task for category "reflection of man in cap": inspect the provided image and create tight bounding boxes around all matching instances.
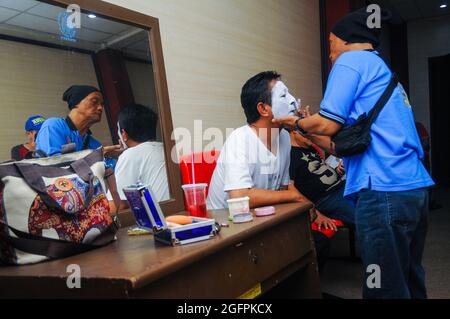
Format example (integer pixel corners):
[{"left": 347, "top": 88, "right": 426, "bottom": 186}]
[
  {"left": 274, "top": 7, "right": 434, "bottom": 299},
  {"left": 11, "top": 115, "right": 46, "bottom": 161},
  {"left": 36, "top": 85, "right": 120, "bottom": 157}
]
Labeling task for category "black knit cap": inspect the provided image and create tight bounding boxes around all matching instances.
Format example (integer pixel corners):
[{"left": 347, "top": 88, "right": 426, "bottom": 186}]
[
  {"left": 331, "top": 7, "right": 391, "bottom": 48},
  {"left": 63, "top": 85, "right": 100, "bottom": 110}
]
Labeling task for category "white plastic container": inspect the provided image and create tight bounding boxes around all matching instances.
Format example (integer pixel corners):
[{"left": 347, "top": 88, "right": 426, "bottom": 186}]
[{"left": 226, "top": 196, "right": 253, "bottom": 223}]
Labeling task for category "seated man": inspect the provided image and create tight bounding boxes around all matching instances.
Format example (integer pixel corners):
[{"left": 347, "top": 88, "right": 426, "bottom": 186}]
[
  {"left": 108, "top": 104, "right": 170, "bottom": 213},
  {"left": 11, "top": 115, "right": 46, "bottom": 161},
  {"left": 290, "top": 127, "right": 355, "bottom": 226},
  {"left": 207, "top": 71, "right": 303, "bottom": 210},
  {"left": 207, "top": 71, "right": 330, "bottom": 271}
]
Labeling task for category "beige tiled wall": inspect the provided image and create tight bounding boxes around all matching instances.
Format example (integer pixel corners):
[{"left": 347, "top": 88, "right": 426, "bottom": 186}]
[{"left": 104, "top": 0, "right": 323, "bottom": 151}]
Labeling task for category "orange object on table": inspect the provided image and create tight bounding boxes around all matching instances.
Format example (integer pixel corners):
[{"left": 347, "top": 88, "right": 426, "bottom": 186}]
[{"left": 166, "top": 215, "right": 193, "bottom": 225}]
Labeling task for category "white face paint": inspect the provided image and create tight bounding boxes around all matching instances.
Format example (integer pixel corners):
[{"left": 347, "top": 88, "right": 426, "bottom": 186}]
[
  {"left": 117, "top": 122, "right": 128, "bottom": 150},
  {"left": 271, "top": 81, "right": 298, "bottom": 119}
]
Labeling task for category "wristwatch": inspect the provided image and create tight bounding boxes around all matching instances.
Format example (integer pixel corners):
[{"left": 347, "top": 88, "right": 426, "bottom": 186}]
[{"left": 294, "top": 117, "right": 308, "bottom": 136}]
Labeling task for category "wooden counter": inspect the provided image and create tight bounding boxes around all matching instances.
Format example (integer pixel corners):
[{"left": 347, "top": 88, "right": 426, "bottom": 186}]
[{"left": 0, "top": 202, "right": 320, "bottom": 298}]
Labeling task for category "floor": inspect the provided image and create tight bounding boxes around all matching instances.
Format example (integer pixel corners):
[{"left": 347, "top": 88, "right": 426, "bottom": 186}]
[{"left": 320, "top": 187, "right": 450, "bottom": 299}]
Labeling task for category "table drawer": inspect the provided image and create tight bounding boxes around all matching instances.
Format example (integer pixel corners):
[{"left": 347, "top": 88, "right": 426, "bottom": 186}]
[{"left": 135, "top": 212, "right": 314, "bottom": 298}]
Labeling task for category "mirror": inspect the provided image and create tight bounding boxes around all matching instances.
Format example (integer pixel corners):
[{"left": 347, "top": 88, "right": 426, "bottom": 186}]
[{"left": 0, "top": 0, "right": 184, "bottom": 215}]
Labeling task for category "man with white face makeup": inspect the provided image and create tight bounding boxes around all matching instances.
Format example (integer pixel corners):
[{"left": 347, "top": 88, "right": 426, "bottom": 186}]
[{"left": 207, "top": 71, "right": 305, "bottom": 210}]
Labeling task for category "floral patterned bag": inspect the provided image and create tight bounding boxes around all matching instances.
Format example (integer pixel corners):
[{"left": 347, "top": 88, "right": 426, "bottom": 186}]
[{"left": 0, "top": 149, "right": 118, "bottom": 265}]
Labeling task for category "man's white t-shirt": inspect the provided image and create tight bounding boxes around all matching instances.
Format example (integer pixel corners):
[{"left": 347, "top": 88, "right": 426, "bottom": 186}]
[
  {"left": 109, "top": 141, "right": 170, "bottom": 202},
  {"left": 206, "top": 125, "right": 291, "bottom": 210}
]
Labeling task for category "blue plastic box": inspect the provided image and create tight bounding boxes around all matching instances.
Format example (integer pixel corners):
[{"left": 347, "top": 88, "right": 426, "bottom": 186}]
[{"left": 123, "top": 184, "right": 219, "bottom": 246}]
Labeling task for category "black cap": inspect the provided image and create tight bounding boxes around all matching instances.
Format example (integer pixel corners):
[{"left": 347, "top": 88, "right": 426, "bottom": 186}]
[
  {"left": 63, "top": 85, "right": 100, "bottom": 110},
  {"left": 331, "top": 7, "right": 391, "bottom": 48}
]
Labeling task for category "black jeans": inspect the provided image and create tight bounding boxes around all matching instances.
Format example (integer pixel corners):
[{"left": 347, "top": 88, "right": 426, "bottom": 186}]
[{"left": 316, "top": 186, "right": 355, "bottom": 225}]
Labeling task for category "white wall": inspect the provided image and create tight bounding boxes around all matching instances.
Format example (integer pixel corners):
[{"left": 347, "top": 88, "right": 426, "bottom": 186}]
[
  {"left": 408, "top": 15, "right": 450, "bottom": 133},
  {"left": 0, "top": 40, "right": 112, "bottom": 161},
  {"left": 103, "top": 0, "right": 323, "bottom": 152}
]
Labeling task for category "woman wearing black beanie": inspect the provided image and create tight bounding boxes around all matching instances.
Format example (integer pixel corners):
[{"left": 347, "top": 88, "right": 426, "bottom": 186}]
[{"left": 331, "top": 7, "right": 391, "bottom": 48}]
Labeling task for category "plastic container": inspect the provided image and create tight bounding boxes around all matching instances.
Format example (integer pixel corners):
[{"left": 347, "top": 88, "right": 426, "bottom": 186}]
[
  {"left": 255, "top": 206, "right": 276, "bottom": 217},
  {"left": 182, "top": 183, "right": 208, "bottom": 218},
  {"left": 227, "top": 196, "right": 253, "bottom": 223}
]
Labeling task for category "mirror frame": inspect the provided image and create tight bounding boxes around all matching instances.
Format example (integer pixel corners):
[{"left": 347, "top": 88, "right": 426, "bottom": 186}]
[{"left": 42, "top": 0, "right": 185, "bottom": 222}]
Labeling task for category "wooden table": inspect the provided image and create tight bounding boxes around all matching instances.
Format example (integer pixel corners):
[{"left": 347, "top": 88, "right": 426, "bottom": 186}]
[{"left": 0, "top": 202, "right": 320, "bottom": 298}]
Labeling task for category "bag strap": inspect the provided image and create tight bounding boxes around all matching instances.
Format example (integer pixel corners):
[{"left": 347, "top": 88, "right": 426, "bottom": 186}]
[
  {"left": 64, "top": 116, "right": 91, "bottom": 151},
  {"left": 366, "top": 73, "right": 399, "bottom": 125},
  {"left": 14, "top": 158, "right": 96, "bottom": 214},
  {"left": 0, "top": 219, "right": 118, "bottom": 260},
  {"left": 82, "top": 134, "right": 91, "bottom": 151}
]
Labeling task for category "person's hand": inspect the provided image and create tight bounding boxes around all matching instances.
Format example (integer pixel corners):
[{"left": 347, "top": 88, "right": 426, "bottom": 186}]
[
  {"left": 336, "top": 160, "right": 345, "bottom": 175},
  {"left": 291, "top": 131, "right": 313, "bottom": 150},
  {"left": 313, "top": 210, "right": 338, "bottom": 231},
  {"left": 309, "top": 208, "right": 318, "bottom": 222},
  {"left": 103, "top": 144, "right": 123, "bottom": 159},
  {"left": 300, "top": 105, "right": 312, "bottom": 118},
  {"left": 272, "top": 116, "right": 300, "bottom": 130}
]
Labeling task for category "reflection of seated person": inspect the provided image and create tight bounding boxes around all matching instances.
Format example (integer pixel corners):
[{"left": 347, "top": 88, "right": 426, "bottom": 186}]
[
  {"left": 290, "top": 128, "right": 355, "bottom": 227},
  {"left": 108, "top": 104, "right": 170, "bottom": 213},
  {"left": 35, "top": 85, "right": 120, "bottom": 157},
  {"left": 207, "top": 71, "right": 304, "bottom": 210},
  {"left": 11, "top": 115, "right": 45, "bottom": 161}
]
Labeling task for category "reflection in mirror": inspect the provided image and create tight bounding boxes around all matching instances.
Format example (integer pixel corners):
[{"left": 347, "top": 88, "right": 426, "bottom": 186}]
[{"left": 0, "top": 0, "right": 170, "bottom": 204}]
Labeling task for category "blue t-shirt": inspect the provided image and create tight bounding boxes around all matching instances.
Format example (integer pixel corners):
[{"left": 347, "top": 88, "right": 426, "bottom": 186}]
[
  {"left": 36, "top": 117, "right": 102, "bottom": 156},
  {"left": 319, "top": 50, "right": 434, "bottom": 199}
]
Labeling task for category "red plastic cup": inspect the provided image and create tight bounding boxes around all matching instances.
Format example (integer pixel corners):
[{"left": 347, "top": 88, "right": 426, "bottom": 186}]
[{"left": 182, "top": 184, "right": 208, "bottom": 218}]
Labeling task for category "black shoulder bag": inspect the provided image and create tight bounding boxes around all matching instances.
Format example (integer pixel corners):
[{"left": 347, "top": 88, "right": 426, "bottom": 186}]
[{"left": 331, "top": 73, "right": 399, "bottom": 157}]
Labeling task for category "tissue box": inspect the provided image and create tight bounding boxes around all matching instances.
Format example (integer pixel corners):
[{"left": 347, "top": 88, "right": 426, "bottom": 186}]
[{"left": 123, "top": 184, "right": 219, "bottom": 246}]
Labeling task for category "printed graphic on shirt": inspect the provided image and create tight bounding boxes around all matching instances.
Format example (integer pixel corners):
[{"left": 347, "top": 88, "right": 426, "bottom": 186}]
[
  {"left": 290, "top": 147, "right": 343, "bottom": 202},
  {"left": 301, "top": 152, "right": 340, "bottom": 188},
  {"left": 399, "top": 84, "right": 411, "bottom": 108}
]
